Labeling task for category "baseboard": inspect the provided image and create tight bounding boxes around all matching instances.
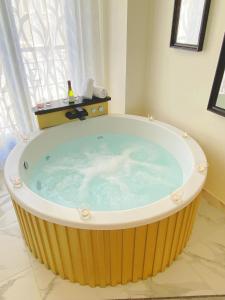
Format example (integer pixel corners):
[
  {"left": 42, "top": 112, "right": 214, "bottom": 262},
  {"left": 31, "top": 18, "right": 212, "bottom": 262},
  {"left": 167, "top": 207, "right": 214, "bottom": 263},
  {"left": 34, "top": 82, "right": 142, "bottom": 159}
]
[{"left": 203, "top": 188, "right": 225, "bottom": 209}]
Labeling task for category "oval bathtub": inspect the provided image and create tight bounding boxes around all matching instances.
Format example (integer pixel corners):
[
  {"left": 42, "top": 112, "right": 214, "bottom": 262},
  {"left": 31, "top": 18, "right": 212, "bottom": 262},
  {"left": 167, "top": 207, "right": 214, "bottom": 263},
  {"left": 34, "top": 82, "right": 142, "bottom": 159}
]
[{"left": 4, "top": 114, "right": 207, "bottom": 287}]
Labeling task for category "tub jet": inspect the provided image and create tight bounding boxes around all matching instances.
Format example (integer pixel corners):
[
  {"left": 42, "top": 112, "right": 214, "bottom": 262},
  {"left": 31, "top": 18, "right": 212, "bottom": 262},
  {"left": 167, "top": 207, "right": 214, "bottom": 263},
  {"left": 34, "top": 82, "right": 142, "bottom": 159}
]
[{"left": 23, "top": 161, "right": 29, "bottom": 169}]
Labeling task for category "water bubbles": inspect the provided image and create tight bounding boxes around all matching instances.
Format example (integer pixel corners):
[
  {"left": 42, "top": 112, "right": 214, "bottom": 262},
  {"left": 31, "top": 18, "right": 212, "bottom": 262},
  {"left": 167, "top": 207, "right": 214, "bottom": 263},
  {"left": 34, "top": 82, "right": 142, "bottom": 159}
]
[{"left": 27, "top": 134, "right": 183, "bottom": 211}]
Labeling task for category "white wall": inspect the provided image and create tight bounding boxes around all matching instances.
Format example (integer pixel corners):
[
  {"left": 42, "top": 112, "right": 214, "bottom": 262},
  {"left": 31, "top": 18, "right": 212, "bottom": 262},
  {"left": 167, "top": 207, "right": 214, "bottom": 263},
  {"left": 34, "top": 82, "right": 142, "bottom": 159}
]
[
  {"left": 102, "top": 0, "right": 127, "bottom": 114},
  {"left": 145, "top": 0, "right": 225, "bottom": 203},
  {"left": 103, "top": 0, "right": 149, "bottom": 116},
  {"left": 125, "top": 0, "right": 150, "bottom": 115}
]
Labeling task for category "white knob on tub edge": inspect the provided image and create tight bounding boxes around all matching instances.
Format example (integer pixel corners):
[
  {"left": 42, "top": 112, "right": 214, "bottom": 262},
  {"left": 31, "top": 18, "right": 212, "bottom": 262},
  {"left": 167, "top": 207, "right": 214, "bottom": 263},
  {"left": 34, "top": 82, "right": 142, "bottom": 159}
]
[
  {"left": 171, "top": 191, "right": 183, "bottom": 204},
  {"left": 80, "top": 208, "right": 91, "bottom": 220},
  {"left": 11, "top": 176, "right": 23, "bottom": 188},
  {"left": 197, "top": 163, "right": 208, "bottom": 174}
]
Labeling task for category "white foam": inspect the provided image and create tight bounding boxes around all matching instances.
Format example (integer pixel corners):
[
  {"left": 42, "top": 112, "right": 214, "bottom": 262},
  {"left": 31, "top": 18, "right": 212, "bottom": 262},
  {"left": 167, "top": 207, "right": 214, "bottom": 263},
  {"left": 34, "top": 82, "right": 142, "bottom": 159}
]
[{"left": 28, "top": 134, "right": 183, "bottom": 210}]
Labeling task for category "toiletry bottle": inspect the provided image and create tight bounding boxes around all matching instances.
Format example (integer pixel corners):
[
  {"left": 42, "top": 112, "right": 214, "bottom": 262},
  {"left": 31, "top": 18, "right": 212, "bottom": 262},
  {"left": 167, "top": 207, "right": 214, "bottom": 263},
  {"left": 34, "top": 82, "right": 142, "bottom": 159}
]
[{"left": 67, "top": 80, "right": 75, "bottom": 104}]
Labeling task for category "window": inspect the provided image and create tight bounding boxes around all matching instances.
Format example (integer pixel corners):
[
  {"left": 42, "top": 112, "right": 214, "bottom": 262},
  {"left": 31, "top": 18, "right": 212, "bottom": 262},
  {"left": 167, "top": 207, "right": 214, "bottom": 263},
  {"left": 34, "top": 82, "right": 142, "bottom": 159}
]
[
  {"left": 0, "top": 0, "right": 103, "bottom": 136},
  {"left": 11, "top": 0, "right": 69, "bottom": 105}
]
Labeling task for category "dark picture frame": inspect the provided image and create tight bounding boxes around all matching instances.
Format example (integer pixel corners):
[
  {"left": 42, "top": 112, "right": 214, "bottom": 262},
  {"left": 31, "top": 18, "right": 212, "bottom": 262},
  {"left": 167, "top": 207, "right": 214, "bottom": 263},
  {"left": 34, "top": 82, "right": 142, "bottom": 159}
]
[
  {"left": 170, "top": 0, "right": 211, "bottom": 51},
  {"left": 207, "top": 34, "right": 225, "bottom": 117}
]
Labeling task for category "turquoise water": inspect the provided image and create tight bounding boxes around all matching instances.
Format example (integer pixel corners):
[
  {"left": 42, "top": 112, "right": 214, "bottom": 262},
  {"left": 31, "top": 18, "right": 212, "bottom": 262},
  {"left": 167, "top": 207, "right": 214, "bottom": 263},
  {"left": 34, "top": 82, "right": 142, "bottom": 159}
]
[{"left": 27, "top": 134, "right": 183, "bottom": 211}]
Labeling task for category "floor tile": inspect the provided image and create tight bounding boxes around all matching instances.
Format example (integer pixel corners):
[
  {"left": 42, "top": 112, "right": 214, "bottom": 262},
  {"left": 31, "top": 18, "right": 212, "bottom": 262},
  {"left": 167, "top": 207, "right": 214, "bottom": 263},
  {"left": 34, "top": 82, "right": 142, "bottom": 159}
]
[
  {"left": 0, "top": 195, "right": 31, "bottom": 283},
  {"left": 0, "top": 268, "right": 41, "bottom": 300}
]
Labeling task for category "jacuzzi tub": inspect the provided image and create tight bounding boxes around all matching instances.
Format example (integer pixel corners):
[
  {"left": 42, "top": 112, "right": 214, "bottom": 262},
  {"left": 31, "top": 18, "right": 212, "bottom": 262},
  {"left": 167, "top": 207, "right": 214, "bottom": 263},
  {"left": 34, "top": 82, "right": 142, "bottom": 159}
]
[{"left": 4, "top": 114, "right": 207, "bottom": 287}]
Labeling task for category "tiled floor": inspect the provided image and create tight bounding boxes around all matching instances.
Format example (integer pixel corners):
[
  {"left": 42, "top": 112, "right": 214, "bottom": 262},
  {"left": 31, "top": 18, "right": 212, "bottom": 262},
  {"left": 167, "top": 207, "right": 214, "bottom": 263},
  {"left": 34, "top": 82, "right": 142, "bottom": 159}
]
[{"left": 1, "top": 171, "right": 225, "bottom": 300}]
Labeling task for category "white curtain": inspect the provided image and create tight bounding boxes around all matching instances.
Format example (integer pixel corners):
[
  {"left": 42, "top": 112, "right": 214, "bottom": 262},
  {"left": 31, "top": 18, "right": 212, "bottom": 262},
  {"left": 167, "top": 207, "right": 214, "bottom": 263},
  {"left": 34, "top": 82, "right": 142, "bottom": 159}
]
[
  {"left": 64, "top": 0, "right": 104, "bottom": 93},
  {"left": 0, "top": 0, "right": 36, "bottom": 134},
  {"left": 0, "top": 0, "right": 104, "bottom": 168},
  {"left": 0, "top": 61, "right": 17, "bottom": 169}
]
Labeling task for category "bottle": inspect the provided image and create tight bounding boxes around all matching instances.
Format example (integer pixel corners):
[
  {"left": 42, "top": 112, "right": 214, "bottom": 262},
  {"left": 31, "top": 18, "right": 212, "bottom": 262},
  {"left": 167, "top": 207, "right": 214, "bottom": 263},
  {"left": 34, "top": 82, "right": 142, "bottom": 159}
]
[{"left": 67, "top": 80, "right": 75, "bottom": 104}]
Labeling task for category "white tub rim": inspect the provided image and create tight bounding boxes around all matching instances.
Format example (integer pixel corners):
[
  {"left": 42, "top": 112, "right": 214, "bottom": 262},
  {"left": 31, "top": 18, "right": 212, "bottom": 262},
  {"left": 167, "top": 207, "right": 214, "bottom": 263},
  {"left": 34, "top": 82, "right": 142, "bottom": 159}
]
[{"left": 4, "top": 114, "right": 207, "bottom": 230}]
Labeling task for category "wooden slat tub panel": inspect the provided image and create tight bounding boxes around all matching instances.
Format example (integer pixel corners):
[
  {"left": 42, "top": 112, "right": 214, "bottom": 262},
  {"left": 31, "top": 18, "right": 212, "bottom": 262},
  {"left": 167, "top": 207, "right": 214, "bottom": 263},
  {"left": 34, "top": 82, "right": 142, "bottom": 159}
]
[{"left": 12, "top": 195, "right": 201, "bottom": 287}]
